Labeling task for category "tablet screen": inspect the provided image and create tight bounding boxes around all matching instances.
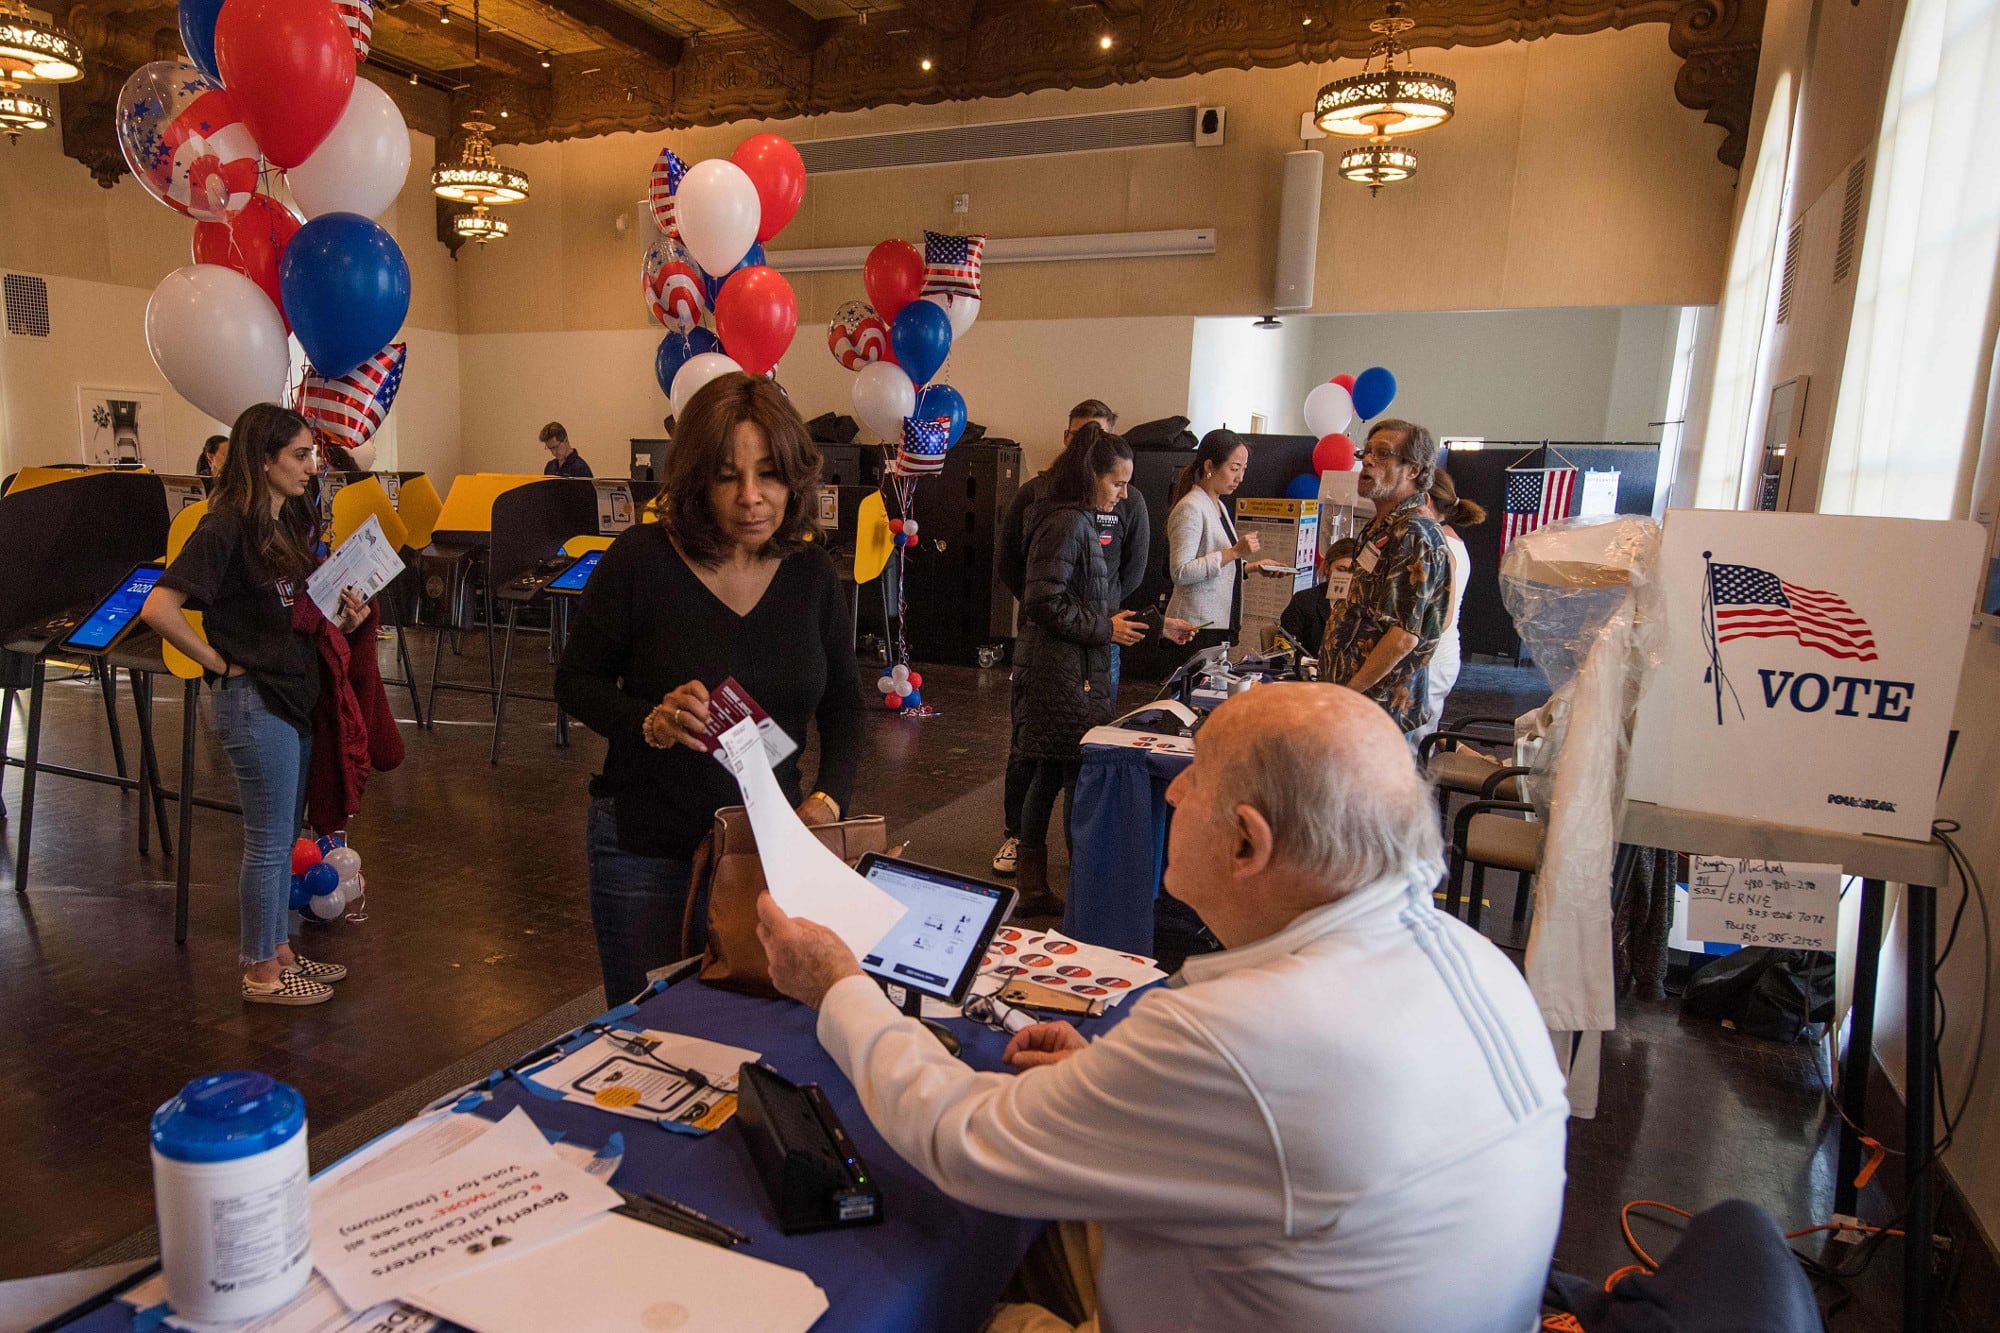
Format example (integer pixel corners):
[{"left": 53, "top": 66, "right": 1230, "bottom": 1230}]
[
  {"left": 547, "top": 549, "right": 602, "bottom": 593},
  {"left": 63, "top": 565, "right": 162, "bottom": 653},
  {"left": 856, "top": 855, "right": 1015, "bottom": 1004}
]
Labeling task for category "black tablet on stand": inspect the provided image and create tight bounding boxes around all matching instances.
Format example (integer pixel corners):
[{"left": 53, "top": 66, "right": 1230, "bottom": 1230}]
[
  {"left": 59, "top": 563, "right": 164, "bottom": 655},
  {"left": 854, "top": 854, "right": 1018, "bottom": 1055}
]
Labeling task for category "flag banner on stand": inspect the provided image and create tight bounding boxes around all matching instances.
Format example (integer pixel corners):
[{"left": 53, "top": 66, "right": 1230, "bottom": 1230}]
[{"left": 1501, "top": 467, "right": 1576, "bottom": 552}]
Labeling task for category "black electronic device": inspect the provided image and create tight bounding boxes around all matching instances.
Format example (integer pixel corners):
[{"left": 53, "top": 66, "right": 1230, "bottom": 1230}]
[
  {"left": 854, "top": 853, "right": 1016, "bottom": 1005},
  {"left": 546, "top": 548, "right": 602, "bottom": 594},
  {"left": 734, "top": 1062, "right": 883, "bottom": 1234},
  {"left": 59, "top": 564, "right": 163, "bottom": 654}
]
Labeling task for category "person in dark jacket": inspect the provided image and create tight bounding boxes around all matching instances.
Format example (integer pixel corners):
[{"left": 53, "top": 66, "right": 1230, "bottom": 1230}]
[
  {"left": 1012, "top": 424, "right": 1190, "bottom": 914},
  {"left": 992, "top": 400, "right": 1151, "bottom": 878},
  {"left": 541, "top": 421, "right": 594, "bottom": 478},
  {"left": 555, "top": 374, "right": 863, "bottom": 1002}
]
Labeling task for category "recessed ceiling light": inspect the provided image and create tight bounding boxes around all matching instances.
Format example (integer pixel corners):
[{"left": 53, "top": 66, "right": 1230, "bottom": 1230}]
[
  {"left": 1098, "top": 34, "right": 1112, "bottom": 50},
  {"left": 1303, "top": 16, "right": 1313, "bottom": 25},
  {"left": 919, "top": 57, "right": 932, "bottom": 71},
  {"left": 499, "top": 108, "right": 508, "bottom": 117}
]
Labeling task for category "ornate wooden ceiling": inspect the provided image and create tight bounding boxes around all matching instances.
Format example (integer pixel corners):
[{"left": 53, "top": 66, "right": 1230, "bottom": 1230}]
[{"left": 53, "top": 0, "right": 1764, "bottom": 191}]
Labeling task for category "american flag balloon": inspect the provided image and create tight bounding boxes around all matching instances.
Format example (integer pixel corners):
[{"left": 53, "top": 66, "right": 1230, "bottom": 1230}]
[
  {"left": 827, "top": 301, "right": 891, "bottom": 371},
  {"left": 647, "top": 146, "right": 688, "bottom": 241},
  {"left": 336, "top": 0, "right": 373, "bottom": 62},
  {"left": 115, "top": 63, "right": 262, "bottom": 223},
  {"left": 898, "top": 417, "right": 951, "bottom": 475},
  {"left": 642, "top": 237, "right": 707, "bottom": 333},
  {"left": 301, "top": 342, "right": 406, "bottom": 453},
  {"left": 921, "top": 230, "right": 985, "bottom": 300}
]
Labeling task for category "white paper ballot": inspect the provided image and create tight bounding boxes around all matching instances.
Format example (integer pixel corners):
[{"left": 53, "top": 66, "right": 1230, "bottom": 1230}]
[
  {"left": 713, "top": 717, "right": 907, "bottom": 958},
  {"left": 409, "top": 1214, "right": 829, "bottom": 1333},
  {"left": 308, "top": 514, "right": 407, "bottom": 622},
  {"left": 312, "top": 1108, "right": 619, "bottom": 1312}
]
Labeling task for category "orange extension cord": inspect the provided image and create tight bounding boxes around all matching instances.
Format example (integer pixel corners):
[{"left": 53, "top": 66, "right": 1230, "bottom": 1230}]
[{"left": 1612, "top": 1199, "right": 1905, "bottom": 1288}]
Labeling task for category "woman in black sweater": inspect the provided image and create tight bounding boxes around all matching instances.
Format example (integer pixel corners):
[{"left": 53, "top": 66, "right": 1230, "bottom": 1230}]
[{"left": 556, "top": 374, "right": 863, "bottom": 1001}]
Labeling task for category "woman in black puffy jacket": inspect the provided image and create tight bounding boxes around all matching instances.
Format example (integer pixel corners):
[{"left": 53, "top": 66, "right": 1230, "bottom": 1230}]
[{"left": 1012, "top": 424, "right": 1190, "bottom": 914}]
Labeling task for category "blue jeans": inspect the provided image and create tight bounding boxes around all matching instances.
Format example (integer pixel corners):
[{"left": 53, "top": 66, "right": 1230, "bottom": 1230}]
[
  {"left": 210, "top": 677, "right": 310, "bottom": 966},
  {"left": 586, "top": 797, "right": 695, "bottom": 1003}
]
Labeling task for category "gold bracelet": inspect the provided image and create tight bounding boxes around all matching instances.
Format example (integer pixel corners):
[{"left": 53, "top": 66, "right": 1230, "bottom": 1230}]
[{"left": 809, "top": 791, "right": 841, "bottom": 819}]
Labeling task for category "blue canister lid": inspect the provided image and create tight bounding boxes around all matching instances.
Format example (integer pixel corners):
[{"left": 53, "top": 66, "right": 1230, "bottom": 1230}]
[{"left": 151, "top": 1072, "right": 305, "bottom": 1163}]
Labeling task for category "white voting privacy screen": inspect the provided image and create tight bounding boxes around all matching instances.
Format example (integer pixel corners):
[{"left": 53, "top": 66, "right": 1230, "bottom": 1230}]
[{"left": 1628, "top": 510, "right": 1982, "bottom": 840}]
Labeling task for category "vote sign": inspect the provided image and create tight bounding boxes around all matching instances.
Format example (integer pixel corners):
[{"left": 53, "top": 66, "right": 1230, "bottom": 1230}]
[{"left": 1629, "top": 510, "right": 1983, "bottom": 840}]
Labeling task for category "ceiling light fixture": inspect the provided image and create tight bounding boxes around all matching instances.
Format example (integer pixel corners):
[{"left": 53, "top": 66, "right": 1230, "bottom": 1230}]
[
  {"left": 919, "top": 57, "right": 931, "bottom": 71},
  {"left": 454, "top": 205, "right": 509, "bottom": 244},
  {"left": 410, "top": 70, "right": 420, "bottom": 84},
  {"left": 438, "top": 4, "right": 450, "bottom": 21},
  {"left": 1313, "top": 0, "right": 1455, "bottom": 141},
  {"left": 539, "top": 50, "right": 551, "bottom": 68},
  {"left": 1337, "top": 134, "right": 1418, "bottom": 195},
  {"left": 431, "top": 112, "right": 530, "bottom": 206},
  {"left": 1098, "top": 34, "right": 1112, "bottom": 50},
  {"left": 0, "top": 84, "right": 50, "bottom": 140},
  {"left": 0, "top": 0, "right": 82, "bottom": 142}
]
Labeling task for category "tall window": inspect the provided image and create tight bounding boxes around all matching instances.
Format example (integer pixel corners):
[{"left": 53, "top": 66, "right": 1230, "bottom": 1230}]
[{"left": 1820, "top": 0, "right": 2000, "bottom": 519}]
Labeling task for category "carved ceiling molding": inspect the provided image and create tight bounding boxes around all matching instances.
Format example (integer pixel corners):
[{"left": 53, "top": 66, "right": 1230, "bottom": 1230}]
[{"left": 1668, "top": 0, "right": 1766, "bottom": 170}]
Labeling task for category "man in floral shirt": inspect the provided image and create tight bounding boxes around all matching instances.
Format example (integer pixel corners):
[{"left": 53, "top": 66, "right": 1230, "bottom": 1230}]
[{"left": 1318, "top": 420, "right": 1449, "bottom": 732}]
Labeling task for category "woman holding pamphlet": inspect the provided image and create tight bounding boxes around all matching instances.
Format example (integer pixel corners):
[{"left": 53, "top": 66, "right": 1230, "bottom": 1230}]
[
  {"left": 556, "top": 373, "right": 864, "bottom": 1003},
  {"left": 140, "top": 404, "right": 372, "bottom": 1007}
]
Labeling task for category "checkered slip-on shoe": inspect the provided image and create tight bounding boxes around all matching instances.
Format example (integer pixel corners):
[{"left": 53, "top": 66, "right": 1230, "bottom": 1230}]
[
  {"left": 284, "top": 956, "right": 348, "bottom": 984},
  {"left": 243, "top": 972, "right": 335, "bottom": 1005}
]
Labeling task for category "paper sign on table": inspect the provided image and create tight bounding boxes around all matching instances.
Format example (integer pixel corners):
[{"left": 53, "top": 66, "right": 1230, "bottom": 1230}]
[
  {"left": 686, "top": 676, "right": 798, "bottom": 767},
  {"left": 1578, "top": 470, "right": 1620, "bottom": 517},
  {"left": 311, "top": 1108, "right": 619, "bottom": 1312},
  {"left": 714, "top": 717, "right": 906, "bottom": 958},
  {"left": 307, "top": 514, "right": 407, "bottom": 621},
  {"left": 981, "top": 927, "right": 1165, "bottom": 1006},
  {"left": 1683, "top": 857, "right": 1841, "bottom": 950},
  {"left": 532, "top": 1028, "right": 756, "bottom": 1129},
  {"left": 595, "top": 481, "right": 635, "bottom": 534}
]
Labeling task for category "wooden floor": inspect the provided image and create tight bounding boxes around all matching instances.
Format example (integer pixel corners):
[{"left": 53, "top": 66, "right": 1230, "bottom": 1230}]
[{"left": 0, "top": 636, "right": 1907, "bottom": 1327}]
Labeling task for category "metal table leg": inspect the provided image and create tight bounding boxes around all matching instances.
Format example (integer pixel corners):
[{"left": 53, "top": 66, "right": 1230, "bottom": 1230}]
[
  {"left": 553, "top": 598, "right": 570, "bottom": 749},
  {"left": 99, "top": 664, "right": 129, "bottom": 780},
  {"left": 490, "top": 603, "right": 520, "bottom": 766},
  {"left": 176, "top": 679, "right": 199, "bottom": 944},
  {"left": 1904, "top": 881, "right": 1938, "bottom": 1333},
  {"left": 2, "top": 685, "right": 16, "bottom": 819},
  {"left": 131, "top": 668, "right": 174, "bottom": 860},
  {"left": 14, "top": 659, "right": 46, "bottom": 892},
  {"left": 1835, "top": 877, "right": 1888, "bottom": 1217}
]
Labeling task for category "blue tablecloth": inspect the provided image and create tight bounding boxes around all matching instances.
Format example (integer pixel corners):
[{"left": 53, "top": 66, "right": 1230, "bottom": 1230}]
[
  {"left": 1063, "top": 744, "right": 1194, "bottom": 954},
  {"left": 53, "top": 975, "right": 1134, "bottom": 1333}
]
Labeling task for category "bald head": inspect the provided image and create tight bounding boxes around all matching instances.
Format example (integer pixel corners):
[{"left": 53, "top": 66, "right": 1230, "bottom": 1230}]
[{"left": 1199, "top": 684, "right": 1441, "bottom": 898}]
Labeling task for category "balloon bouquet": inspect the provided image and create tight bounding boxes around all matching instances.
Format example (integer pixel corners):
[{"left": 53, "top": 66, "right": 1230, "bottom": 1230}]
[
  {"left": 125, "top": 0, "right": 412, "bottom": 473},
  {"left": 1287, "top": 365, "right": 1399, "bottom": 501},
  {"left": 643, "top": 133, "right": 805, "bottom": 414},
  {"left": 289, "top": 835, "right": 366, "bottom": 922},
  {"left": 833, "top": 231, "right": 986, "bottom": 715}
]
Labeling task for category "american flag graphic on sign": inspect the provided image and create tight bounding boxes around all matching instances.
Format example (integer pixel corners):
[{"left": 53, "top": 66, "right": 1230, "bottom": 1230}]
[
  {"left": 921, "top": 230, "right": 985, "bottom": 300},
  {"left": 1500, "top": 467, "right": 1577, "bottom": 552},
  {"left": 301, "top": 342, "right": 405, "bottom": 454},
  {"left": 1708, "top": 563, "right": 1879, "bottom": 662}
]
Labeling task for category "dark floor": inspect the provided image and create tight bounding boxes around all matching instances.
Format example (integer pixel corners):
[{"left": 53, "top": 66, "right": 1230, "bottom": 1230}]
[{"left": 0, "top": 643, "right": 1908, "bottom": 1326}]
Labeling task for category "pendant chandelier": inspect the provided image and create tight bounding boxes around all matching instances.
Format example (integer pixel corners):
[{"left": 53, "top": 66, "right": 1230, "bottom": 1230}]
[
  {"left": 1337, "top": 135, "right": 1419, "bottom": 196},
  {"left": 431, "top": 114, "right": 531, "bottom": 206},
  {"left": 1313, "top": 1, "right": 1455, "bottom": 143},
  {"left": 0, "top": 0, "right": 84, "bottom": 144},
  {"left": 453, "top": 205, "right": 509, "bottom": 244}
]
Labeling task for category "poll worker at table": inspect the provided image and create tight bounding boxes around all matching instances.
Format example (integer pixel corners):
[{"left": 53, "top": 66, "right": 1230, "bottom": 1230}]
[
  {"left": 757, "top": 683, "right": 1567, "bottom": 1333},
  {"left": 1318, "top": 420, "right": 1450, "bottom": 734},
  {"left": 195, "top": 433, "right": 226, "bottom": 477},
  {"left": 540, "top": 420, "right": 593, "bottom": 478},
  {"left": 1411, "top": 469, "right": 1484, "bottom": 743},
  {"left": 140, "top": 404, "right": 371, "bottom": 1007},
  {"left": 1163, "top": 428, "right": 1290, "bottom": 657},
  {"left": 993, "top": 400, "right": 1149, "bottom": 879},
  {"left": 554, "top": 373, "right": 862, "bottom": 1003}
]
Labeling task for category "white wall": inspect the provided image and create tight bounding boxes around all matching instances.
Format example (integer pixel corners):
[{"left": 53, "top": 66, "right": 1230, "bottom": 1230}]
[{"left": 1188, "top": 316, "right": 1316, "bottom": 437}]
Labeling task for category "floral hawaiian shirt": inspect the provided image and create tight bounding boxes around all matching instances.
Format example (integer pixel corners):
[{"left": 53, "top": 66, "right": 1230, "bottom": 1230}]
[{"left": 1317, "top": 492, "right": 1450, "bottom": 732}]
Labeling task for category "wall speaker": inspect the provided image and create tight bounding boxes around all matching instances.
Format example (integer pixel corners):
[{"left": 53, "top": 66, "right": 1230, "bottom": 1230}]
[
  {"left": 1195, "top": 105, "right": 1226, "bottom": 146},
  {"left": 1272, "top": 150, "right": 1323, "bottom": 313}
]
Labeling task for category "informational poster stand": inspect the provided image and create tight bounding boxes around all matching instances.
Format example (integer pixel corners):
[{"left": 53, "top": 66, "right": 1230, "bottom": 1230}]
[{"left": 1233, "top": 498, "right": 1318, "bottom": 650}]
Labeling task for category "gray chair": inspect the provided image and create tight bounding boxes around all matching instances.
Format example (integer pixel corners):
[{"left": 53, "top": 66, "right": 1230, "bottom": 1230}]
[{"left": 1443, "top": 765, "right": 1539, "bottom": 933}]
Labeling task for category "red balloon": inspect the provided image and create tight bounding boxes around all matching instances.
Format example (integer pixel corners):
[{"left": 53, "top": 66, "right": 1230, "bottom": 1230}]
[
  {"left": 290, "top": 837, "right": 322, "bottom": 876},
  {"left": 732, "top": 133, "right": 805, "bottom": 243},
  {"left": 864, "top": 240, "right": 925, "bottom": 322},
  {"left": 1313, "top": 433, "right": 1356, "bottom": 473},
  {"left": 193, "top": 194, "right": 303, "bottom": 330},
  {"left": 885, "top": 692, "right": 905, "bottom": 710},
  {"left": 215, "top": 0, "right": 355, "bottom": 168},
  {"left": 1330, "top": 373, "right": 1356, "bottom": 393},
  {"left": 907, "top": 671, "right": 923, "bottom": 689},
  {"left": 713, "top": 265, "right": 798, "bottom": 377}
]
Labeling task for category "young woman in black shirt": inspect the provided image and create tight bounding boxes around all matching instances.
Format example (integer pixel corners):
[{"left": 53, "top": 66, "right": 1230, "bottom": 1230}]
[
  {"left": 142, "top": 404, "right": 369, "bottom": 1005},
  {"left": 556, "top": 373, "right": 863, "bottom": 1002}
]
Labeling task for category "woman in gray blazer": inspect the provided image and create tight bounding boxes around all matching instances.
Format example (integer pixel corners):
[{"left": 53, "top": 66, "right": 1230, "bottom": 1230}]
[{"left": 1165, "top": 430, "right": 1284, "bottom": 653}]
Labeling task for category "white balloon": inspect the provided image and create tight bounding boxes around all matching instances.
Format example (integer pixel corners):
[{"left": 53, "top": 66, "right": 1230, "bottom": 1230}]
[
  {"left": 1303, "top": 381, "right": 1354, "bottom": 439},
  {"left": 926, "top": 292, "right": 980, "bottom": 341},
  {"left": 284, "top": 79, "right": 410, "bottom": 219},
  {"left": 324, "top": 846, "right": 362, "bottom": 878},
  {"left": 146, "top": 265, "right": 291, "bottom": 425},
  {"left": 309, "top": 888, "right": 345, "bottom": 919},
  {"left": 670, "top": 351, "right": 743, "bottom": 420},
  {"left": 851, "top": 360, "right": 915, "bottom": 441},
  {"left": 891, "top": 664, "right": 909, "bottom": 682},
  {"left": 348, "top": 441, "right": 379, "bottom": 471},
  {"left": 876, "top": 675, "right": 896, "bottom": 694},
  {"left": 674, "top": 158, "right": 761, "bottom": 277}
]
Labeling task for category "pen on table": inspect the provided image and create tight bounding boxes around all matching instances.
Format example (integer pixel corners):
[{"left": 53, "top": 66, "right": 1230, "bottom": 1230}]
[
  {"left": 614, "top": 1190, "right": 742, "bottom": 1246},
  {"left": 644, "top": 1191, "right": 751, "bottom": 1244}
]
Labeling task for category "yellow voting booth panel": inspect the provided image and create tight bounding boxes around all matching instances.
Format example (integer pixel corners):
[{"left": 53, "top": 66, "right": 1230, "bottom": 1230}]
[
  {"left": 4, "top": 465, "right": 147, "bottom": 496},
  {"left": 396, "top": 473, "right": 445, "bottom": 548},
  {"left": 434, "top": 473, "right": 543, "bottom": 535},
  {"left": 563, "top": 535, "right": 614, "bottom": 558},
  {"left": 854, "top": 491, "right": 893, "bottom": 583},
  {"left": 162, "top": 501, "right": 210, "bottom": 680},
  {"left": 330, "top": 477, "right": 409, "bottom": 551}
]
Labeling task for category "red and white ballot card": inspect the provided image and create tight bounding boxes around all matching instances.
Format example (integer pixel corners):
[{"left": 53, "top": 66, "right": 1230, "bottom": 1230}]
[
  {"left": 980, "top": 927, "right": 1165, "bottom": 1007},
  {"left": 688, "top": 676, "right": 798, "bottom": 767}
]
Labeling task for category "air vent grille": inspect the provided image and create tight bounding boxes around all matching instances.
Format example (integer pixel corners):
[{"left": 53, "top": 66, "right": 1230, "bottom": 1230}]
[
  {"left": 796, "top": 105, "right": 1199, "bottom": 174},
  {"left": 1775, "top": 222, "right": 1804, "bottom": 323},
  {"left": 3, "top": 274, "right": 50, "bottom": 338},
  {"left": 1833, "top": 157, "right": 1866, "bottom": 285}
]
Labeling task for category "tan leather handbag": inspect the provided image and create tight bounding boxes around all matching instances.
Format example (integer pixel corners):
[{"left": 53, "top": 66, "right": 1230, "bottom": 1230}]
[{"left": 681, "top": 805, "right": 888, "bottom": 997}]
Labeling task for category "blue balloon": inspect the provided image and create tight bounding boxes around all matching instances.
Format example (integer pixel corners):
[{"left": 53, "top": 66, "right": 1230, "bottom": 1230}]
[
  {"left": 304, "top": 862, "right": 341, "bottom": 898},
  {"left": 891, "top": 300, "right": 952, "bottom": 387},
  {"left": 316, "top": 834, "right": 344, "bottom": 855},
  {"left": 702, "top": 242, "right": 765, "bottom": 305},
  {"left": 1351, "top": 366, "right": 1397, "bottom": 420},
  {"left": 1285, "top": 472, "right": 1320, "bottom": 500},
  {"left": 280, "top": 213, "right": 412, "bottom": 380},
  {"left": 654, "top": 327, "right": 720, "bottom": 397},
  {"left": 904, "top": 690, "right": 922, "bottom": 708},
  {"left": 178, "top": 0, "right": 226, "bottom": 83},
  {"left": 288, "top": 874, "right": 310, "bottom": 912},
  {"left": 913, "top": 384, "right": 967, "bottom": 446}
]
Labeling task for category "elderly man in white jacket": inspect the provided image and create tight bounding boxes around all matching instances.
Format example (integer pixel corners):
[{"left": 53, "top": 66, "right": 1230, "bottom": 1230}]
[{"left": 757, "top": 684, "right": 1568, "bottom": 1333}]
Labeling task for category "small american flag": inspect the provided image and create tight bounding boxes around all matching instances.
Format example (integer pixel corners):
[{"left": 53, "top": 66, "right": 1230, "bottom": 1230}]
[
  {"left": 1709, "top": 563, "right": 1879, "bottom": 662},
  {"left": 896, "top": 417, "right": 951, "bottom": 475},
  {"left": 1501, "top": 467, "right": 1576, "bottom": 552},
  {"left": 647, "top": 147, "right": 686, "bottom": 239},
  {"left": 922, "top": 230, "right": 985, "bottom": 300},
  {"left": 301, "top": 342, "right": 405, "bottom": 454},
  {"left": 335, "top": 0, "right": 372, "bottom": 61}
]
